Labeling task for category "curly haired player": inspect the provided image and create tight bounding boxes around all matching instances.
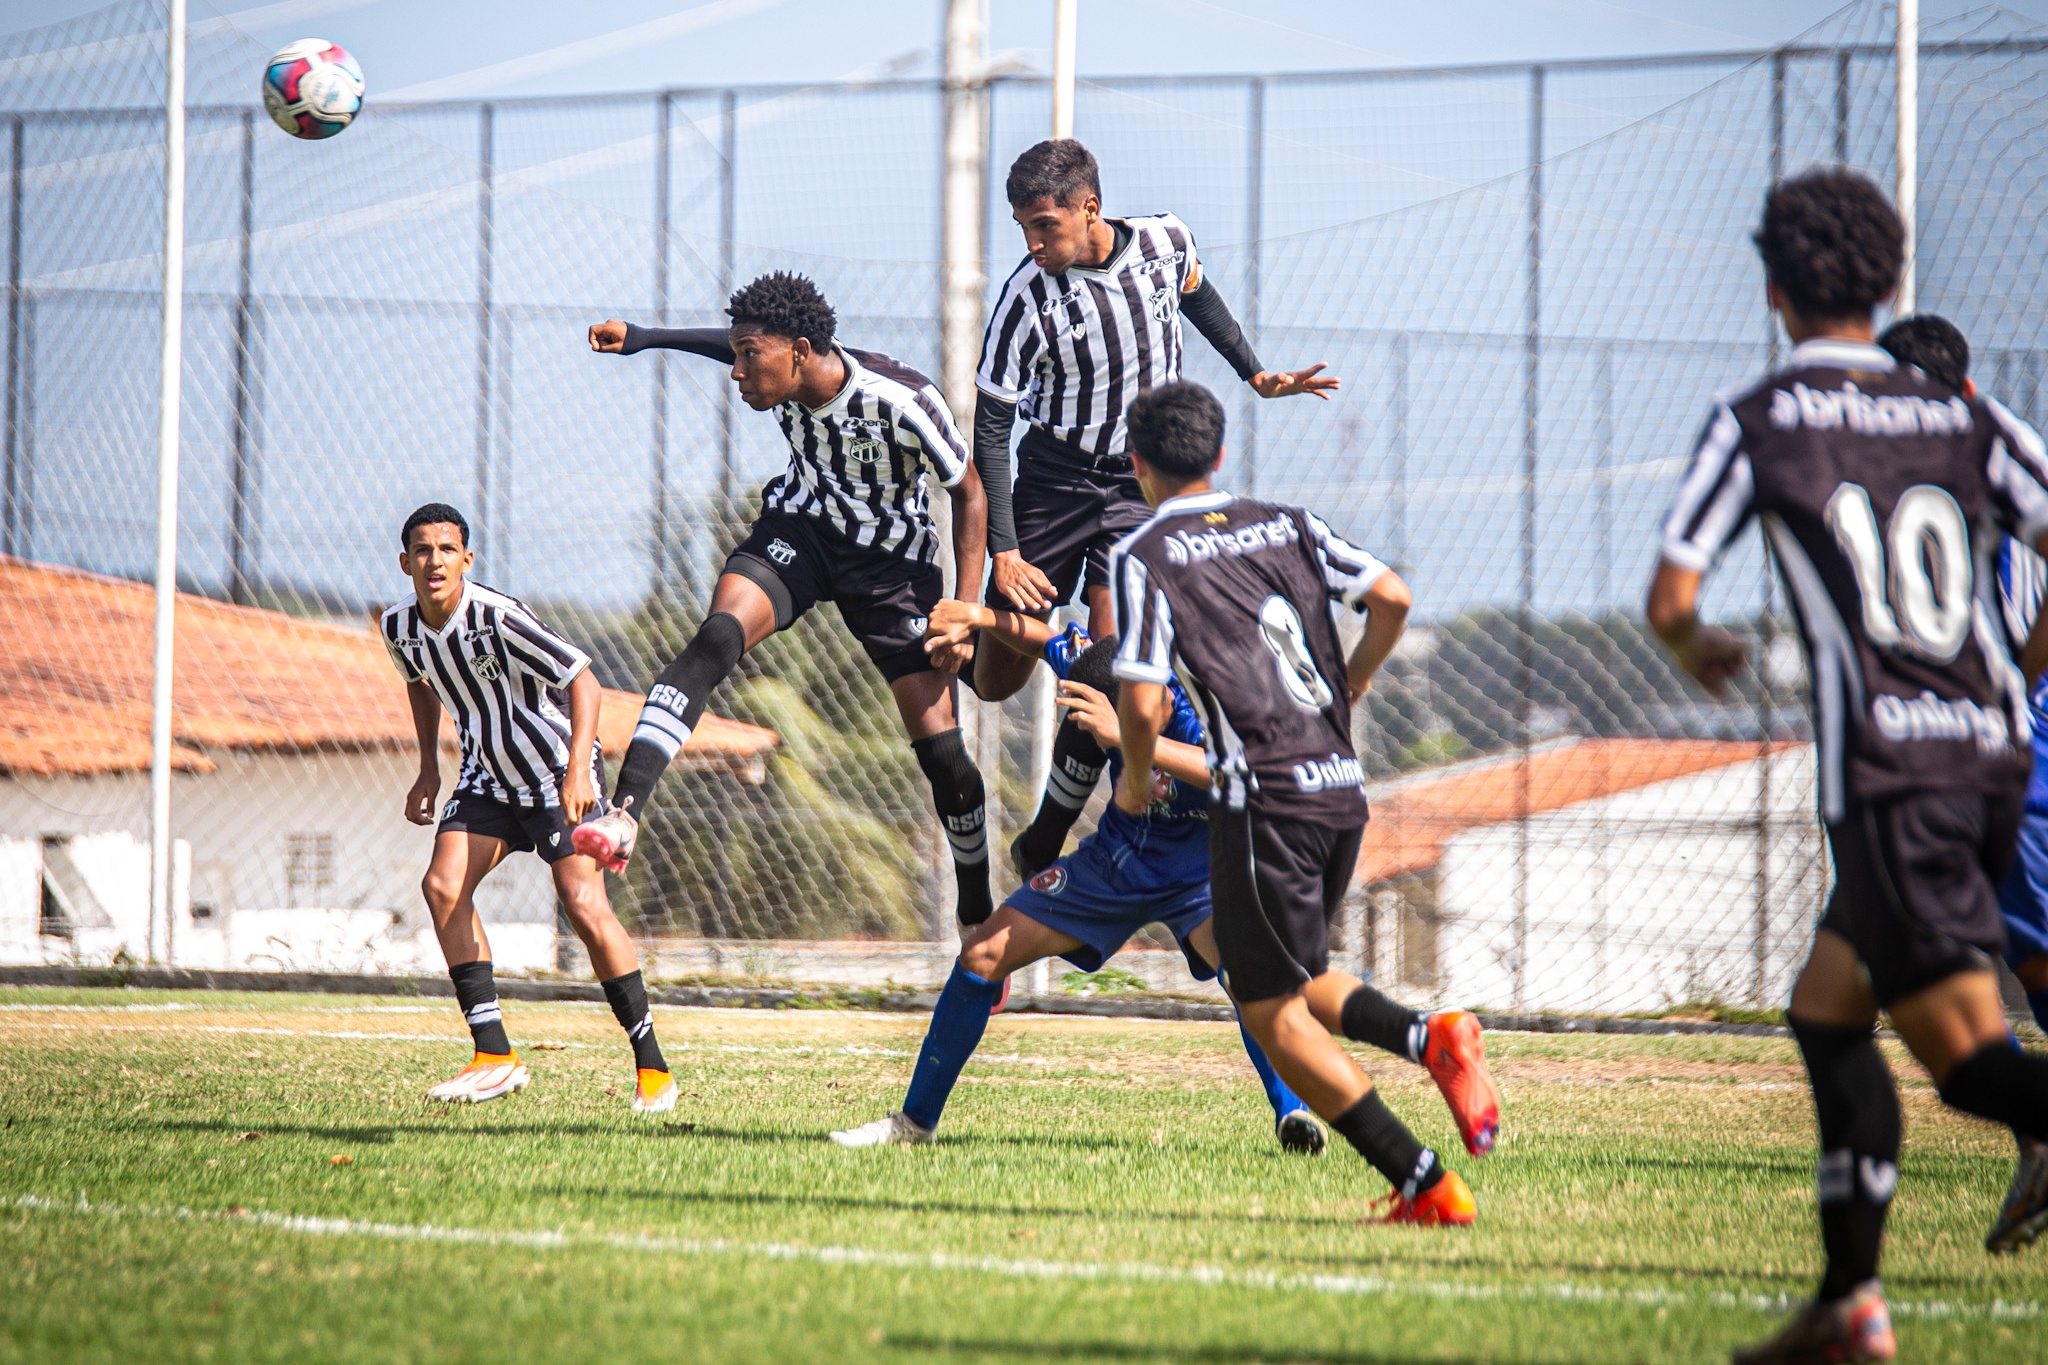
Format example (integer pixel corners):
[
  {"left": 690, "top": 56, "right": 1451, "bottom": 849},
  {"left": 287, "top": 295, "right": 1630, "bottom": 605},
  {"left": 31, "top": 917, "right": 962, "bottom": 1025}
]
[
  {"left": 1653, "top": 170, "right": 2048, "bottom": 1363},
  {"left": 575, "top": 273, "right": 996, "bottom": 925}
]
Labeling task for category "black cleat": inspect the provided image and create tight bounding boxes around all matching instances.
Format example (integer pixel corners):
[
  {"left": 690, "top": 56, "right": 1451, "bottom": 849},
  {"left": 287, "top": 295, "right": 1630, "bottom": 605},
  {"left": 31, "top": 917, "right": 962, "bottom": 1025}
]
[
  {"left": 1009, "top": 830, "right": 1052, "bottom": 884},
  {"left": 1277, "top": 1108, "right": 1326, "bottom": 1155}
]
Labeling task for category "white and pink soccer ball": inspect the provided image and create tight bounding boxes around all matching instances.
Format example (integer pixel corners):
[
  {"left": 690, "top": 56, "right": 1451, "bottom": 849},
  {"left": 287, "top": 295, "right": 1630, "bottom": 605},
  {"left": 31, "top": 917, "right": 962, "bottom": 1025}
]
[{"left": 261, "top": 39, "right": 364, "bottom": 141}]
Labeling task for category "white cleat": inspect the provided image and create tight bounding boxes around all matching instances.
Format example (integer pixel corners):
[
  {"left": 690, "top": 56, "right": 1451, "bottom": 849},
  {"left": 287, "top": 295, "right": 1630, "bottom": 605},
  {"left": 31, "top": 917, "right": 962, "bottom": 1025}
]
[
  {"left": 426, "top": 1051, "right": 530, "bottom": 1104},
  {"left": 829, "top": 1111, "right": 935, "bottom": 1148},
  {"left": 572, "top": 809, "right": 639, "bottom": 874},
  {"left": 1988, "top": 1135, "right": 2048, "bottom": 1253},
  {"left": 633, "top": 1069, "right": 679, "bottom": 1114}
]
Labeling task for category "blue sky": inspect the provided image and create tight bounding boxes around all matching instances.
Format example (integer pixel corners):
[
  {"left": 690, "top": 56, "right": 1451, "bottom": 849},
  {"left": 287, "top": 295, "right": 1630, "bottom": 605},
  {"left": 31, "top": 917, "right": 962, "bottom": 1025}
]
[{"left": 8, "top": 0, "right": 2048, "bottom": 95}]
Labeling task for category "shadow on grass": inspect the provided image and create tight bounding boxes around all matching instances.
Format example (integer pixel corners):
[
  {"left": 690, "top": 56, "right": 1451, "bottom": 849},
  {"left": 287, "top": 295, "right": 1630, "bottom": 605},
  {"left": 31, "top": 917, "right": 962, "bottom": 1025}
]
[
  {"left": 141, "top": 1117, "right": 1126, "bottom": 1152},
  {"left": 882, "top": 1336, "right": 1499, "bottom": 1364}
]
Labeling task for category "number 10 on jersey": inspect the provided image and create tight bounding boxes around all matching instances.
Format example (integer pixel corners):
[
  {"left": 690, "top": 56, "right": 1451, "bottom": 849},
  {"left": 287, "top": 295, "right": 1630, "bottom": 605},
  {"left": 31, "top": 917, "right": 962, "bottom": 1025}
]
[{"left": 1825, "top": 482, "right": 1975, "bottom": 662}]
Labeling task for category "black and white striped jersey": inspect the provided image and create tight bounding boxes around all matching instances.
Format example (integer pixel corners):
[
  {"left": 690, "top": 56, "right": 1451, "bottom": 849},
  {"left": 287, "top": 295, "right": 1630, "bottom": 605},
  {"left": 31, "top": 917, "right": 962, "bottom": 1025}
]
[
  {"left": 762, "top": 346, "right": 970, "bottom": 561},
  {"left": 1660, "top": 337, "right": 2048, "bottom": 822},
  {"left": 1109, "top": 489, "right": 1390, "bottom": 822},
  {"left": 379, "top": 581, "right": 598, "bottom": 810},
  {"left": 976, "top": 213, "right": 1203, "bottom": 462}
]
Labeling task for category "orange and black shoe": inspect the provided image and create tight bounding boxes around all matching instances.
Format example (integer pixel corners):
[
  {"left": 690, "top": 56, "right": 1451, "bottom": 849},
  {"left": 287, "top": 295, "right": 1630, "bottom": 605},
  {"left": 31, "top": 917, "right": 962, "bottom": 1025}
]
[
  {"left": 425, "top": 1051, "right": 530, "bottom": 1104},
  {"left": 632, "top": 1068, "right": 678, "bottom": 1114},
  {"left": 1731, "top": 1281, "right": 1895, "bottom": 1364},
  {"left": 1422, "top": 1010, "right": 1500, "bottom": 1157},
  {"left": 1377, "top": 1169, "right": 1477, "bottom": 1227}
]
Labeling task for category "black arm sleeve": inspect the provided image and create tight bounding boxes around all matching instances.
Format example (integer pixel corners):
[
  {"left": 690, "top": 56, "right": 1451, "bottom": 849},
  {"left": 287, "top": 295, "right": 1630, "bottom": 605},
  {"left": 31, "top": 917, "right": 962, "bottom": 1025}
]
[
  {"left": 1179, "top": 277, "right": 1262, "bottom": 382},
  {"left": 974, "top": 391, "right": 1019, "bottom": 556},
  {"left": 618, "top": 324, "right": 737, "bottom": 364}
]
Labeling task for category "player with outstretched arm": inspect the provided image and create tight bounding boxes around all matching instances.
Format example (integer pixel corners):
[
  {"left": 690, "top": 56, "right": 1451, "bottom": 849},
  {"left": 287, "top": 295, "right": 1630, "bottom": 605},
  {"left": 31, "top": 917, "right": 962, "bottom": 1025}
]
[
  {"left": 572, "top": 273, "right": 996, "bottom": 925},
  {"left": 1649, "top": 170, "right": 2048, "bottom": 1364},
  {"left": 1109, "top": 381, "right": 1490, "bottom": 1228},
  {"left": 381, "top": 503, "right": 676, "bottom": 1112}
]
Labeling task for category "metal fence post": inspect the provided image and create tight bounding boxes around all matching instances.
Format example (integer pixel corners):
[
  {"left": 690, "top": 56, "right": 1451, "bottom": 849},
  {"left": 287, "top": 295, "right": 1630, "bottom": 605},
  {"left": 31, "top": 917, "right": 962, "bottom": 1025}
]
[
  {"left": 652, "top": 92, "right": 671, "bottom": 590},
  {"left": 1755, "top": 51, "right": 1787, "bottom": 1006},
  {"left": 1835, "top": 49, "right": 1852, "bottom": 164},
  {"left": 1515, "top": 65, "right": 1544, "bottom": 1012},
  {"left": 1243, "top": 76, "right": 1264, "bottom": 499},
  {"left": 1391, "top": 331, "right": 1408, "bottom": 573},
  {"left": 474, "top": 104, "right": 495, "bottom": 565},
  {"left": 229, "top": 110, "right": 256, "bottom": 604},
  {"left": 718, "top": 89, "right": 738, "bottom": 518},
  {"left": 4, "top": 116, "right": 22, "bottom": 558}
]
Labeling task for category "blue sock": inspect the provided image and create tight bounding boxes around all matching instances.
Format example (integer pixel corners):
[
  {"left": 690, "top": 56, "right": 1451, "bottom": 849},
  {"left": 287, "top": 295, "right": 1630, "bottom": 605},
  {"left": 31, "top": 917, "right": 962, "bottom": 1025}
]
[
  {"left": 2029, "top": 990, "right": 2048, "bottom": 1038},
  {"left": 1237, "top": 1014, "right": 1305, "bottom": 1121},
  {"left": 901, "top": 963, "right": 1002, "bottom": 1131}
]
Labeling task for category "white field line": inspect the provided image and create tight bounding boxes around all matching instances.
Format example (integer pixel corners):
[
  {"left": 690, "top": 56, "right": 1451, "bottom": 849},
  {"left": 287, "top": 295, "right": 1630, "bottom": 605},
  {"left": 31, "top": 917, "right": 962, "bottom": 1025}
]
[{"left": 6, "top": 1192, "right": 2041, "bottom": 1324}]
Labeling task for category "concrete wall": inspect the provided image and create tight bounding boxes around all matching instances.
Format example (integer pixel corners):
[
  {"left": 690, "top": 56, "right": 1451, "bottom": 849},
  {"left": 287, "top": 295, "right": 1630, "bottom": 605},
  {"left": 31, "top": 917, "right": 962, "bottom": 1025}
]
[
  {"left": 1423, "top": 746, "right": 1826, "bottom": 1015},
  {"left": 0, "top": 749, "right": 560, "bottom": 972}
]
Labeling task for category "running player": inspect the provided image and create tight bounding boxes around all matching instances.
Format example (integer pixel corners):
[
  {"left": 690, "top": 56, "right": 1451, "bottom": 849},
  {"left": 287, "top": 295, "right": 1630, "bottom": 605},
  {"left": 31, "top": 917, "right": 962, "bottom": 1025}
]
[
  {"left": 381, "top": 503, "right": 675, "bottom": 1111},
  {"left": 1110, "top": 381, "right": 1488, "bottom": 1228},
  {"left": 572, "top": 273, "right": 997, "bottom": 924},
  {"left": 1651, "top": 170, "right": 2048, "bottom": 1363},
  {"left": 1877, "top": 312, "right": 2048, "bottom": 1253},
  {"left": 972, "top": 139, "right": 1341, "bottom": 881}
]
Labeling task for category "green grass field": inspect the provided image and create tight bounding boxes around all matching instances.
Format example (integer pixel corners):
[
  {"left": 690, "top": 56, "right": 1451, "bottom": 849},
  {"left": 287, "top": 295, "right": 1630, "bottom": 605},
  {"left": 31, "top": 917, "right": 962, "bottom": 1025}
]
[{"left": 1, "top": 987, "right": 2042, "bottom": 1364}]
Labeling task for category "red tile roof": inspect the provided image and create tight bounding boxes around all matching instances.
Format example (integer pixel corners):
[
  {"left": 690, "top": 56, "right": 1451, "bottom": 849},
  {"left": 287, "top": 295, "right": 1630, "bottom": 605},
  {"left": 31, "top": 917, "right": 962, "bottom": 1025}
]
[
  {"left": 1359, "top": 738, "right": 1794, "bottom": 885},
  {"left": 0, "top": 558, "right": 778, "bottom": 779}
]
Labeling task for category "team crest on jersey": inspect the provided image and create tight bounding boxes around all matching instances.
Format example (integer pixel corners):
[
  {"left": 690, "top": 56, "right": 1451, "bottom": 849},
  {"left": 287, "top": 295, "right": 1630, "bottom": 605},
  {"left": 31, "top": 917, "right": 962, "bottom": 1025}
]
[
  {"left": 1147, "top": 285, "right": 1175, "bottom": 321},
  {"left": 767, "top": 538, "right": 797, "bottom": 566},
  {"left": 907, "top": 617, "right": 928, "bottom": 636},
  {"left": 1030, "top": 865, "right": 1068, "bottom": 896},
  {"left": 470, "top": 652, "right": 501, "bottom": 681},
  {"left": 839, "top": 416, "right": 888, "bottom": 463}
]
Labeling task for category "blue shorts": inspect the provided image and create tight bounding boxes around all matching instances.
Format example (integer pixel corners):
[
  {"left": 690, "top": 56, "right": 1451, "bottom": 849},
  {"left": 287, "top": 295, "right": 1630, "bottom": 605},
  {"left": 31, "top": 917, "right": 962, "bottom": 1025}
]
[
  {"left": 1997, "top": 808, "right": 2048, "bottom": 967},
  {"left": 1002, "top": 809, "right": 1215, "bottom": 981}
]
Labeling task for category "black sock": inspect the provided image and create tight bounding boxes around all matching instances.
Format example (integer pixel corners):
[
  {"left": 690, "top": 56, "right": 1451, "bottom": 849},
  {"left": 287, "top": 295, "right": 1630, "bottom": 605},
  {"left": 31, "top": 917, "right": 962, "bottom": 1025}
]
[
  {"left": 600, "top": 970, "right": 668, "bottom": 1073},
  {"left": 613, "top": 612, "right": 748, "bottom": 817},
  {"left": 1339, "top": 985, "right": 1428, "bottom": 1063},
  {"left": 1791, "top": 1018, "right": 1899, "bottom": 1302},
  {"left": 1937, "top": 1040, "right": 2048, "bottom": 1141},
  {"left": 1013, "top": 715, "right": 1106, "bottom": 874},
  {"left": 448, "top": 960, "right": 511, "bottom": 1056},
  {"left": 912, "top": 728, "right": 992, "bottom": 925},
  {"left": 1329, "top": 1090, "right": 1443, "bottom": 1198}
]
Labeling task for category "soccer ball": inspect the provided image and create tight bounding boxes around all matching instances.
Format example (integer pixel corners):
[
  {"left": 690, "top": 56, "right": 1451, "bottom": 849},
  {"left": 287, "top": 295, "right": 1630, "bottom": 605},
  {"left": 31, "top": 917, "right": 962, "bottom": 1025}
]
[{"left": 261, "top": 39, "right": 364, "bottom": 140}]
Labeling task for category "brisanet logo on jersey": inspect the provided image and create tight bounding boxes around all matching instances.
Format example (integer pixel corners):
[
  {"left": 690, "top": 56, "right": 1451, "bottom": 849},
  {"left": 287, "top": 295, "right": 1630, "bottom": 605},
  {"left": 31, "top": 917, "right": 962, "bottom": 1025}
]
[{"left": 1163, "top": 513, "right": 1298, "bottom": 566}]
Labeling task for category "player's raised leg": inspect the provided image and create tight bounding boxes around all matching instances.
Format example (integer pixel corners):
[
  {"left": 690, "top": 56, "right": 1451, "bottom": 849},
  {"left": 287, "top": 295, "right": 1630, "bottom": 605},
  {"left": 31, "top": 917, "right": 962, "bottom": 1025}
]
[
  {"left": 420, "top": 831, "right": 530, "bottom": 1103},
  {"left": 831, "top": 905, "right": 1078, "bottom": 1146},
  {"left": 575, "top": 574, "right": 778, "bottom": 871},
  {"left": 1296, "top": 970, "right": 1500, "bottom": 1157}
]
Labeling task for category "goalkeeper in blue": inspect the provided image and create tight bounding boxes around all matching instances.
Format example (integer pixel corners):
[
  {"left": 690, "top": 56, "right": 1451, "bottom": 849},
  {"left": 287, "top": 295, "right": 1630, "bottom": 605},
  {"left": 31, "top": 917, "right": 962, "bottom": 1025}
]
[{"left": 830, "top": 609, "right": 1498, "bottom": 1156}]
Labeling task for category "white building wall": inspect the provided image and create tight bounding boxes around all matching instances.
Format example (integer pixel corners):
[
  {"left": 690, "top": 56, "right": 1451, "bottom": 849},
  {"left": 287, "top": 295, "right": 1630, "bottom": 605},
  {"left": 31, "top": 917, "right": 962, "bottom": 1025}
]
[
  {"left": 1432, "top": 746, "right": 1826, "bottom": 1015},
  {"left": 0, "top": 749, "right": 558, "bottom": 972}
]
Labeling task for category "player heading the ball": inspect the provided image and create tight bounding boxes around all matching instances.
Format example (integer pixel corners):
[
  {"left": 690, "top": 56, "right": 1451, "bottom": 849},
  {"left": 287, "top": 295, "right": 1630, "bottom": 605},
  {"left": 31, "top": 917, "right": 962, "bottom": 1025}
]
[
  {"left": 1108, "top": 382, "right": 1488, "bottom": 1227},
  {"left": 1649, "top": 169, "right": 2048, "bottom": 1364},
  {"left": 576, "top": 273, "right": 997, "bottom": 925}
]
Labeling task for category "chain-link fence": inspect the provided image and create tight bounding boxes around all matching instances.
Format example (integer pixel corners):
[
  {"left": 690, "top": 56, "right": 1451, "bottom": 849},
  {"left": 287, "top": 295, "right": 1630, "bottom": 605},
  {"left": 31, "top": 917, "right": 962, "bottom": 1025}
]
[{"left": 4, "top": 0, "right": 2046, "bottom": 1013}]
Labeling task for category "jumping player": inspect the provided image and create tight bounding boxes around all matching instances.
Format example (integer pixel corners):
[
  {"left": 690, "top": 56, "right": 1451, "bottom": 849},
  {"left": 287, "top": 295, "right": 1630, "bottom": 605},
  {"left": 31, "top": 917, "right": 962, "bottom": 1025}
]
[
  {"left": 1110, "top": 381, "right": 1489, "bottom": 1228},
  {"left": 1878, "top": 312, "right": 2048, "bottom": 1254},
  {"left": 1650, "top": 170, "right": 2048, "bottom": 1362},
  {"left": 972, "top": 139, "right": 1341, "bottom": 882},
  {"left": 381, "top": 503, "right": 675, "bottom": 1111},
  {"left": 572, "top": 273, "right": 996, "bottom": 924}
]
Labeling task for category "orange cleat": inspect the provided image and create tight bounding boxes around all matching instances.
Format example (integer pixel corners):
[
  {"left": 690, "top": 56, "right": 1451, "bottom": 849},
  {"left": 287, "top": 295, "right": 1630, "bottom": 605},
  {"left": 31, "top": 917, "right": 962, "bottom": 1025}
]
[
  {"left": 425, "top": 1050, "right": 529, "bottom": 1103},
  {"left": 1378, "top": 1169, "right": 1477, "bottom": 1227},
  {"left": 633, "top": 1068, "right": 678, "bottom": 1114},
  {"left": 1422, "top": 1010, "right": 1500, "bottom": 1156}
]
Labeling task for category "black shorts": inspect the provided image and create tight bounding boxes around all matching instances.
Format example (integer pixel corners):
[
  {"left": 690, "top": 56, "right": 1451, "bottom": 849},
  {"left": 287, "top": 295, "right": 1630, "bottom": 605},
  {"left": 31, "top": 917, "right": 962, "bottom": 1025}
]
[
  {"left": 987, "top": 440, "right": 1153, "bottom": 614},
  {"left": 727, "top": 511, "right": 942, "bottom": 682},
  {"left": 437, "top": 789, "right": 598, "bottom": 866},
  {"left": 1819, "top": 788, "right": 2022, "bottom": 1006},
  {"left": 1208, "top": 806, "right": 1366, "bottom": 1003}
]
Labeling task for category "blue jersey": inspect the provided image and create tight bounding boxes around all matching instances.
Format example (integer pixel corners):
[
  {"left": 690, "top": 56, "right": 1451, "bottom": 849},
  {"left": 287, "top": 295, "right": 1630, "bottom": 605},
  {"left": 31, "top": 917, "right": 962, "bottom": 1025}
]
[
  {"left": 1044, "top": 625, "right": 1209, "bottom": 830},
  {"left": 1996, "top": 538, "right": 2048, "bottom": 810}
]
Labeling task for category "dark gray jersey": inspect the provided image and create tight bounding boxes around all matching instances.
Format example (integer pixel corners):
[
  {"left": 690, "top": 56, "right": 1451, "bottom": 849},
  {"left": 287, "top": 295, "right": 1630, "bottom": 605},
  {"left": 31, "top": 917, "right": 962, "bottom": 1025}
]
[
  {"left": 1661, "top": 337, "right": 2048, "bottom": 820},
  {"left": 1109, "top": 489, "right": 1390, "bottom": 823}
]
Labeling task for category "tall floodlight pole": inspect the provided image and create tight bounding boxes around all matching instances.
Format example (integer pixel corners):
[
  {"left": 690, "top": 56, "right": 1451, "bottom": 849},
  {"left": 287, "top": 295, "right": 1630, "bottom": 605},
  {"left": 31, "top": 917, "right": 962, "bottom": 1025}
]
[
  {"left": 940, "top": 0, "right": 991, "bottom": 939},
  {"left": 1896, "top": 0, "right": 1918, "bottom": 314},
  {"left": 149, "top": 0, "right": 189, "bottom": 965}
]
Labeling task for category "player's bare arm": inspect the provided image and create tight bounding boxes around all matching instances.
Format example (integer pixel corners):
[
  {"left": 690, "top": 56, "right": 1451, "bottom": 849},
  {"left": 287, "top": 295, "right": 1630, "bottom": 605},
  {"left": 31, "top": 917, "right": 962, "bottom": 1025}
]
[
  {"left": 1345, "top": 570, "right": 1412, "bottom": 697},
  {"left": 1249, "top": 364, "right": 1340, "bottom": 400},
  {"left": 589, "top": 318, "right": 627, "bottom": 352},
  {"left": 404, "top": 679, "right": 442, "bottom": 826},
  {"left": 932, "top": 462, "right": 989, "bottom": 674},
  {"left": 559, "top": 668, "right": 602, "bottom": 823},
  {"left": 990, "top": 549, "right": 1057, "bottom": 614},
  {"left": 1058, "top": 680, "right": 1209, "bottom": 788},
  {"left": 1645, "top": 561, "right": 1747, "bottom": 696},
  {"left": 1112, "top": 680, "right": 1171, "bottom": 814},
  {"left": 924, "top": 598, "right": 1058, "bottom": 659}
]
